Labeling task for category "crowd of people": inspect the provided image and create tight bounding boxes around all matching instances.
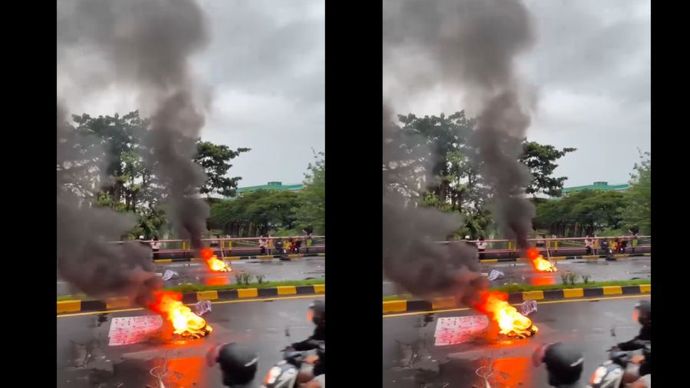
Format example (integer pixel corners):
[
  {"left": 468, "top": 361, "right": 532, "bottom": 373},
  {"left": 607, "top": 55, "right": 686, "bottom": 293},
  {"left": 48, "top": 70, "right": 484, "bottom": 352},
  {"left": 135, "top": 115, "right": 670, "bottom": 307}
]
[
  {"left": 584, "top": 232, "right": 640, "bottom": 256},
  {"left": 258, "top": 231, "right": 314, "bottom": 255},
  {"left": 136, "top": 231, "right": 316, "bottom": 259}
]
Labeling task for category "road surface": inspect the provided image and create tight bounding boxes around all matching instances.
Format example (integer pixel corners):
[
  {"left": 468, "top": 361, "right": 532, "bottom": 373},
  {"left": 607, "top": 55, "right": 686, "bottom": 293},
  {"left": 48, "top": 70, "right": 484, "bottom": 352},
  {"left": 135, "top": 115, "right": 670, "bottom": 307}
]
[
  {"left": 57, "top": 296, "right": 322, "bottom": 387},
  {"left": 383, "top": 256, "right": 651, "bottom": 296},
  {"left": 383, "top": 295, "right": 649, "bottom": 387},
  {"left": 57, "top": 256, "right": 326, "bottom": 297}
]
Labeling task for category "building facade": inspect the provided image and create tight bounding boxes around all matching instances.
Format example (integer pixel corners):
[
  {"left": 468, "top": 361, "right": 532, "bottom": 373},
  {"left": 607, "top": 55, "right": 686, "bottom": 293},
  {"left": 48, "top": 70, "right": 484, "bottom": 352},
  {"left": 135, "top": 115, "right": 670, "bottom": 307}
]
[{"left": 561, "top": 181, "right": 629, "bottom": 195}]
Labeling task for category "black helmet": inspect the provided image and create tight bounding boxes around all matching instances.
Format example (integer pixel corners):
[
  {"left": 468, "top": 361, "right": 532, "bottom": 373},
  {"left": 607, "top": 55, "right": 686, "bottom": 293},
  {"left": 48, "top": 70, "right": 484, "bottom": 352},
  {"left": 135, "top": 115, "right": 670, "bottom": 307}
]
[
  {"left": 533, "top": 342, "right": 584, "bottom": 386},
  {"left": 308, "top": 300, "right": 325, "bottom": 326},
  {"left": 633, "top": 300, "right": 651, "bottom": 326},
  {"left": 213, "top": 343, "right": 259, "bottom": 387}
]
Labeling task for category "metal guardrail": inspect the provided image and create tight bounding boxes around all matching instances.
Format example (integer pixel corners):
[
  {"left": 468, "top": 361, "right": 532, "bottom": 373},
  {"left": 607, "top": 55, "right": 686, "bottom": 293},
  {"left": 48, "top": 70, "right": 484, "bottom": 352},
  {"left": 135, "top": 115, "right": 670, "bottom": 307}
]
[
  {"left": 112, "top": 235, "right": 326, "bottom": 251},
  {"left": 438, "top": 236, "right": 651, "bottom": 251},
  {"left": 103, "top": 235, "right": 649, "bottom": 259}
]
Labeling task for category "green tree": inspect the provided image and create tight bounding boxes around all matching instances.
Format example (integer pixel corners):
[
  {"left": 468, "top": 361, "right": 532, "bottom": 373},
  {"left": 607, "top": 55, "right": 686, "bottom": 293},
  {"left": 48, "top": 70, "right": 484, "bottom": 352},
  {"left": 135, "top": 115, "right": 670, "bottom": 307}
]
[
  {"left": 62, "top": 110, "right": 248, "bottom": 238},
  {"left": 209, "top": 190, "right": 301, "bottom": 236},
  {"left": 294, "top": 152, "right": 325, "bottom": 235},
  {"left": 621, "top": 151, "right": 651, "bottom": 234},
  {"left": 194, "top": 141, "right": 249, "bottom": 198},
  {"left": 71, "top": 111, "right": 151, "bottom": 210},
  {"left": 520, "top": 142, "right": 576, "bottom": 197},
  {"left": 390, "top": 111, "right": 575, "bottom": 238},
  {"left": 534, "top": 190, "right": 626, "bottom": 236}
]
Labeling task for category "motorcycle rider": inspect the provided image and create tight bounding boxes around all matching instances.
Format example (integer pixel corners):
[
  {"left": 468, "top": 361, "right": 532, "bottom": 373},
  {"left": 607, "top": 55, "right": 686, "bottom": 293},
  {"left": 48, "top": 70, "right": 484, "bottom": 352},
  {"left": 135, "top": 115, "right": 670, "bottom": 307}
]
[
  {"left": 629, "top": 374, "right": 650, "bottom": 388},
  {"left": 291, "top": 300, "right": 325, "bottom": 382},
  {"left": 208, "top": 342, "right": 260, "bottom": 388},
  {"left": 533, "top": 342, "right": 585, "bottom": 387},
  {"left": 617, "top": 300, "right": 651, "bottom": 382}
]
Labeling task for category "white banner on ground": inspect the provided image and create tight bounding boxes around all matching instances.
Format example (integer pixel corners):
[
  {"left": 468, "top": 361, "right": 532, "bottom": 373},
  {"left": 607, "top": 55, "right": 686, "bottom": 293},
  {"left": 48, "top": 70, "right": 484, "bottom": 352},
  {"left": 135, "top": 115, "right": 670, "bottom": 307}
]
[
  {"left": 194, "top": 300, "right": 212, "bottom": 316},
  {"left": 108, "top": 315, "right": 163, "bottom": 346},
  {"left": 519, "top": 300, "right": 538, "bottom": 316},
  {"left": 434, "top": 315, "right": 489, "bottom": 346},
  {"left": 487, "top": 269, "right": 504, "bottom": 281}
]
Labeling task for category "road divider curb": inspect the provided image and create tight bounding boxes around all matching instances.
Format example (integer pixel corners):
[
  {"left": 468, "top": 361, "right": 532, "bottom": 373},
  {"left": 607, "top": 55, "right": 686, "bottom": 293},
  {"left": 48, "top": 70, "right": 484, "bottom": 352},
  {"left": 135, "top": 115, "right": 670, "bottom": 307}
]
[
  {"left": 153, "top": 252, "right": 324, "bottom": 264},
  {"left": 382, "top": 284, "right": 650, "bottom": 314},
  {"left": 57, "top": 284, "right": 326, "bottom": 315},
  {"left": 479, "top": 253, "right": 650, "bottom": 264}
]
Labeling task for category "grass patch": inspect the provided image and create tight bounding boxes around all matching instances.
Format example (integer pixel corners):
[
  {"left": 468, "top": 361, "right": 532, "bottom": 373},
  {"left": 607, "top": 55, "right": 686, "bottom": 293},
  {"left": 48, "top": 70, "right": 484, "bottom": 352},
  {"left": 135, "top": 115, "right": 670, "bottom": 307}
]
[
  {"left": 382, "top": 279, "right": 649, "bottom": 301},
  {"left": 57, "top": 278, "right": 325, "bottom": 301}
]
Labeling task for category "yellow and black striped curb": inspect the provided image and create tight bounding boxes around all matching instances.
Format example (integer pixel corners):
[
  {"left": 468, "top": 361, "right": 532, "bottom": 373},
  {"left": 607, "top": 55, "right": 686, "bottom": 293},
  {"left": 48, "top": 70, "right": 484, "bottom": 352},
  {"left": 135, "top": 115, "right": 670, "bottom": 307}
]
[
  {"left": 57, "top": 284, "right": 325, "bottom": 315},
  {"left": 382, "top": 284, "right": 651, "bottom": 314},
  {"left": 479, "top": 252, "right": 651, "bottom": 264},
  {"left": 153, "top": 252, "right": 326, "bottom": 264}
]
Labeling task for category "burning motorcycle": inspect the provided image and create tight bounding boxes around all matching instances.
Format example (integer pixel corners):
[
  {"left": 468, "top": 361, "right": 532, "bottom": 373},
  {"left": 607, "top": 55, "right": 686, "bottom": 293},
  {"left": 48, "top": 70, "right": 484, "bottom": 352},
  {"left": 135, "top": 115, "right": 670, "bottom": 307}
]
[{"left": 587, "top": 342, "right": 650, "bottom": 388}]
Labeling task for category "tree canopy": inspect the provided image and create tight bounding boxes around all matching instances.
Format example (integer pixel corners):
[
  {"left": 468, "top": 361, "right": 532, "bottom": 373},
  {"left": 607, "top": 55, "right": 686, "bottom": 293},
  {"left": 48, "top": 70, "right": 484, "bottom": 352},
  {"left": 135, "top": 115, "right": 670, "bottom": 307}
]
[
  {"left": 534, "top": 152, "right": 651, "bottom": 237},
  {"left": 208, "top": 152, "right": 325, "bottom": 237},
  {"left": 59, "top": 110, "right": 248, "bottom": 238},
  {"left": 389, "top": 111, "right": 575, "bottom": 238}
]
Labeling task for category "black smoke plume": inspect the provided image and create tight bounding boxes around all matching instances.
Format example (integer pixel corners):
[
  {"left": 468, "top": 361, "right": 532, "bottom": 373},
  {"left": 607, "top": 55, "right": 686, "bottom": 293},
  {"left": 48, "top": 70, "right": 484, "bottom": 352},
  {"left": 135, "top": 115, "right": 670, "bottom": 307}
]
[
  {"left": 57, "top": 0, "right": 211, "bottom": 302},
  {"left": 383, "top": 0, "right": 537, "bottom": 297}
]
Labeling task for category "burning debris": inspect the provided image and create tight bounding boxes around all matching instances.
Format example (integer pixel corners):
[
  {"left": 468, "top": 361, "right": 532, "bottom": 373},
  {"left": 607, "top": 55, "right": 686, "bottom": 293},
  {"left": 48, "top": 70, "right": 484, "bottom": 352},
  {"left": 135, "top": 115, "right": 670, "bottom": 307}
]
[
  {"left": 148, "top": 291, "right": 212, "bottom": 339},
  {"left": 474, "top": 291, "right": 537, "bottom": 339},
  {"left": 200, "top": 247, "right": 232, "bottom": 272},
  {"left": 526, "top": 247, "right": 557, "bottom": 273}
]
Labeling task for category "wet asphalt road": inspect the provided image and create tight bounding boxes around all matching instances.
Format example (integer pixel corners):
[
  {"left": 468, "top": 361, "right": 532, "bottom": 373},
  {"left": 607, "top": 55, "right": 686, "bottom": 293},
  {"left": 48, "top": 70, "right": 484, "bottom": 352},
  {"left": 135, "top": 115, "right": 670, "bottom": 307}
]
[
  {"left": 383, "top": 256, "right": 651, "bottom": 296},
  {"left": 57, "top": 257, "right": 326, "bottom": 297},
  {"left": 57, "top": 297, "right": 322, "bottom": 388},
  {"left": 382, "top": 296, "right": 649, "bottom": 388},
  {"left": 57, "top": 294, "right": 647, "bottom": 387}
]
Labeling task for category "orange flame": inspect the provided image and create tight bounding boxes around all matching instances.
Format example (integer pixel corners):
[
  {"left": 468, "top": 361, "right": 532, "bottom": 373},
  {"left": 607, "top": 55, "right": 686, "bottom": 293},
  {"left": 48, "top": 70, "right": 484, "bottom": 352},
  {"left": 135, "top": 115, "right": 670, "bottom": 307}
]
[
  {"left": 148, "top": 290, "right": 212, "bottom": 338},
  {"left": 526, "top": 247, "right": 557, "bottom": 272},
  {"left": 200, "top": 248, "right": 232, "bottom": 272},
  {"left": 474, "top": 291, "right": 538, "bottom": 338}
]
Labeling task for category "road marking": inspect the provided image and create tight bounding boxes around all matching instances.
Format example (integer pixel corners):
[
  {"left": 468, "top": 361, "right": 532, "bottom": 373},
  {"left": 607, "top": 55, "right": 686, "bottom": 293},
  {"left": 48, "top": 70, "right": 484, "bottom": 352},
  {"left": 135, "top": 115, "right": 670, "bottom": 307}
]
[
  {"left": 57, "top": 294, "right": 324, "bottom": 318},
  {"left": 382, "top": 294, "right": 650, "bottom": 318}
]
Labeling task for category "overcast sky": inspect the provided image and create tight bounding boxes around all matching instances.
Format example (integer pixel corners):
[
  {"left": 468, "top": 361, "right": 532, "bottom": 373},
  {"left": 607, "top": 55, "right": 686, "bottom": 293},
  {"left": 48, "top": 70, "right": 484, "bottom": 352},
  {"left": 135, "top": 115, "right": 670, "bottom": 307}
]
[
  {"left": 385, "top": 0, "right": 650, "bottom": 187},
  {"left": 58, "top": 0, "right": 325, "bottom": 188},
  {"left": 59, "top": 1, "right": 648, "bottom": 188}
]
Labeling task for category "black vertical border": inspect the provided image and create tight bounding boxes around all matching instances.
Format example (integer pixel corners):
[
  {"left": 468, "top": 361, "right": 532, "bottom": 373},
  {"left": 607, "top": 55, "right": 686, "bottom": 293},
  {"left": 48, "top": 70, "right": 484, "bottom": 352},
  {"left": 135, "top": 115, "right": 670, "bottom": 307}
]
[
  {"left": 648, "top": 0, "right": 686, "bottom": 383},
  {"left": 325, "top": 0, "right": 383, "bottom": 383},
  {"left": 2, "top": 1, "right": 58, "bottom": 385}
]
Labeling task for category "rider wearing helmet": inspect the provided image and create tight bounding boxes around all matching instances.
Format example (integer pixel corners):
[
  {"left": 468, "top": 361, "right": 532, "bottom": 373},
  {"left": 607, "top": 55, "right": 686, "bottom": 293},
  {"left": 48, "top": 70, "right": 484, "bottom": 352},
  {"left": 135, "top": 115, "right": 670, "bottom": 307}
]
[
  {"left": 209, "top": 342, "right": 260, "bottom": 388},
  {"left": 292, "top": 300, "right": 325, "bottom": 351},
  {"left": 292, "top": 300, "right": 325, "bottom": 382},
  {"left": 618, "top": 300, "right": 651, "bottom": 377},
  {"left": 533, "top": 342, "right": 585, "bottom": 387}
]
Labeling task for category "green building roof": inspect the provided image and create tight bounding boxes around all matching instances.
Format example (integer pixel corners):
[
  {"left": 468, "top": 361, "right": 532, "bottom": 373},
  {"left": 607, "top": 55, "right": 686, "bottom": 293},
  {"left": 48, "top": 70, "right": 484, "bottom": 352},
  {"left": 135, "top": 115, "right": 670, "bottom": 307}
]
[
  {"left": 236, "top": 181, "right": 304, "bottom": 194},
  {"left": 562, "top": 181, "right": 629, "bottom": 194}
]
